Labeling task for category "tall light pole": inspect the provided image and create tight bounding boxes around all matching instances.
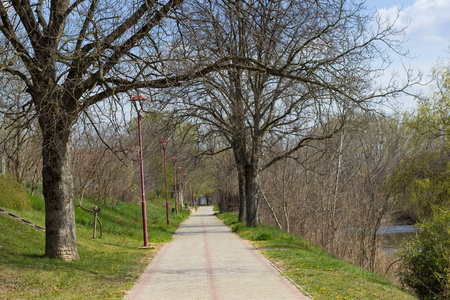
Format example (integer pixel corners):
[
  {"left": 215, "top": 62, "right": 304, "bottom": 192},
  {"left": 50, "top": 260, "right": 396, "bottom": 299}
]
[
  {"left": 191, "top": 180, "right": 195, "bottom": 207},
  {"left": 189, "top": 178, "right": 193, "bottom": 207},
  {"left": 131, "top": 96, "right": 150, "bottom": 248},
  {"left": 160, "top": 139, "right": 170, "bottom": 225},
  {"left": 183, "top": 173, "right": 187, "bottom": 209},
  {"left": 177, "top": 167, "right": 183, "bottom": 212},
  {"left": 171, "top": 157, "right": 178, "bottom": 215}
]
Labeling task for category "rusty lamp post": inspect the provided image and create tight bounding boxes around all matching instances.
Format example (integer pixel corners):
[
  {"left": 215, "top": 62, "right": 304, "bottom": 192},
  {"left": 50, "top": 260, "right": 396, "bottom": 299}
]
[
  {"left": 177, "top": 167, "right": 183, "bottom": 212},
  {"left": 171, "top": 157, "right": 178, "bottom": 215},
  {"left": 189, "top": 178, "right": 193, "bottom": 207},
  {"left": 183, "top": 173, "right": 187, "bottom": 209},
  {"left": 131, "top": 95, "right": 152, "bottom": 248},
  {"left": 191, "top": 180, "right": 195, "bottom": 207},
  {"left": 160, "top": 139, "right": 170, "bottom": 225}
]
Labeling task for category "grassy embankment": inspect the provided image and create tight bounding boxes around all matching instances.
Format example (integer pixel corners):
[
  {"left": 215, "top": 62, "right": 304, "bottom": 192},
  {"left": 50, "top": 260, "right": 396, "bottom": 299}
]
[
  {"left": 217, "top": 212, "right": 416, "bottom": 300},
  {"left": 0, "top": 188, "right": 190, "bottom": 299}
]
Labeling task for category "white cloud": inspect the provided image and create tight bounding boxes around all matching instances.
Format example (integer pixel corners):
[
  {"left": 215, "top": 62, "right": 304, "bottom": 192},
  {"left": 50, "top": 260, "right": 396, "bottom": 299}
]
[
  {"left": 378, "top": 0, "right": 450, "bottom": 44},
  {"left": 372, "top": 0, "right": 450, "bottom": 110}
]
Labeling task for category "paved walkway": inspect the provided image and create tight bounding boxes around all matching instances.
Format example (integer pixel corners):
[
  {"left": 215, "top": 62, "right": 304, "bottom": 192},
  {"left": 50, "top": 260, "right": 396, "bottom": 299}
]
[{"left": 125, "top": 206, "right": 309, "bottom": 300}]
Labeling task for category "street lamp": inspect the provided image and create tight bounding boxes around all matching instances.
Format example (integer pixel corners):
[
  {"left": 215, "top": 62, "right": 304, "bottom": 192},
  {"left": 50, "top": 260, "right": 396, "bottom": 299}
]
[
  {"left": 183, "top": 173, "right": 187, "bottom": 210},
  {"left": 171, "top": 157, "right": 178, "bottom": 215},
  {"left": 177, "top": 167, "right": 183, "bottom": 212},
  {"left": 189, "top": 178, "right": 193, "bottom": 207},
  {"left": 131, "top": 95, "right": 152, "bottom": 248},
  {"left": 160, "top": 139, "right": 170, "bottom": 225},
  {"left": 191, "top": 180, "right": 195, "bottom": 207}
]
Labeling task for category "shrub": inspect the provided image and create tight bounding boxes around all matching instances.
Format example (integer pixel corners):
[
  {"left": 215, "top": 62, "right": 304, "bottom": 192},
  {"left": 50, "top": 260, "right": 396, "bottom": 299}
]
[
  {"left": 389, "top": 149, "right": 450, "bottom": 221},
  {"left": 0, "top": 174, "right": 31, "bottom": 211},
  {"left": 398, "top": 207, "right": 450, "bottom": 299},
  {"left": 30, "top": 193, "right": 45, "bottom": 211}
]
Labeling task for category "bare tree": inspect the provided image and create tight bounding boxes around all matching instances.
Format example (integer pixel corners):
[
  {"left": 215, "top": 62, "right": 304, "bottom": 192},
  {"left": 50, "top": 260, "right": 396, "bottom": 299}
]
[
  {"left": 0, "top": 0, "right": 418, "bottom": 260},
  {"left": 0, "top": 72, "right": 42, "bottom": 186},
  {"left": 167, "top": 0, "right": 415, "bottom": 226},
  {"left": 259, "top": 113, "right": 408, "bottom": 275},
  {"left": 0, "top": 0, "right": 240, "bottom": 261}
]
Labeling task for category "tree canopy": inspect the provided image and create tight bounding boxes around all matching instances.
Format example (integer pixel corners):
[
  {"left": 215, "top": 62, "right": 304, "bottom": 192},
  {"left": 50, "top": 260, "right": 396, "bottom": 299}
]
[{"left": 162, "top": 0, "right": 415, "bottom": 225}]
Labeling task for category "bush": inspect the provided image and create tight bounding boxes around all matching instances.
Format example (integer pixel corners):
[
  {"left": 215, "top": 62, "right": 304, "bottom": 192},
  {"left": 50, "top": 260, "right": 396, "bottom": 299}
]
[
  {"left": 30, "top": 193, "right": 45, "bottom": 211},
  {"left": 0, "top": 174, "right": 31, "bottom": 211},
  {"left": 389, "top": 149, "right": 450, "bottom": 221},
  {"left": 398, "top": 207, "right": 450, "bottom": 299}
]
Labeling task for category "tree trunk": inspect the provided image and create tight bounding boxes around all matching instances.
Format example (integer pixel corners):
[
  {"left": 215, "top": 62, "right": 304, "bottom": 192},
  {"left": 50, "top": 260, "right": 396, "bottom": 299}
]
[
  {"left": 237, "top": 164, "right": 246, "bottom": 222},
  {"left": 1, "top": 154, "right": 5, "bottom": 175},
  {"left": 41, "top": 116, "right": 79, "bottom": 261},
  {"left": 93, "top": 211, "right": 98, "bottom": 239},
  {"left": 245, "top": 165, "right": 260, "bottom": 226},
  {"left": 260, "top": 184, "right": 283, "bottom": 230},
  {"left": 30, "top": 166, "right": 39, "bottom": 196}
]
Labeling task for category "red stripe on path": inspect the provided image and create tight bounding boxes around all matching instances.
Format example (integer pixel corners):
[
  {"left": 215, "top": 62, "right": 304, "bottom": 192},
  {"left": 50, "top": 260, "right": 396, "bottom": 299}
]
[
  {"left": 126, "top": 241, "right": 175, "bottom": 299},
  {"left": 201, "top": 216, "right": 219, "bottom": 300}
]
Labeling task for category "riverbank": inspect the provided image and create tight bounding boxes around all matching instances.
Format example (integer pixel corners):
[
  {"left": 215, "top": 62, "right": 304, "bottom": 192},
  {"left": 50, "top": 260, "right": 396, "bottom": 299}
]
[
  {"left": 217, "top": 212, "right": 416, "bottom": 300},
  {"left": 379, "top": 225, "right": 419, "bottom": 255}
]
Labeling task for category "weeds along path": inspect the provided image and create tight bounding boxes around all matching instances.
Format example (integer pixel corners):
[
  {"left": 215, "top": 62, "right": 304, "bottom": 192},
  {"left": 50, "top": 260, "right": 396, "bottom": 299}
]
[{"left": 125, "top": 206, "right": 309, "bottom": 300}]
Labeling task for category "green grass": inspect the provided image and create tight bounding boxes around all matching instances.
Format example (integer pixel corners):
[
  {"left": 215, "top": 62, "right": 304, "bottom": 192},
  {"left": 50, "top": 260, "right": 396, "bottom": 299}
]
[
  {"left": 217, "top": 212, "right": 417, "bottom": 300},
  {"left": 0, "top": 190, "right": 190, "bottom": 299},
  {"left": 0, "top": 174, "right": 31, "bottom": 210}
]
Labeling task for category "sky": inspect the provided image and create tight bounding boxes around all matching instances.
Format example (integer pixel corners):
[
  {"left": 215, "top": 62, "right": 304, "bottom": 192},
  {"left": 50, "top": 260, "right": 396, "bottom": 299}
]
[{"left": 364, "top": 0, "right": 450, "bottom": 111}]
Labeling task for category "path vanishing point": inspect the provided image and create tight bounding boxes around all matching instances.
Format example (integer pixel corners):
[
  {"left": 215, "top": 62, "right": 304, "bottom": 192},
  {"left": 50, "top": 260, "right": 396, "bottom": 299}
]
[{"left": 125, "top": 206, "right": 310, "bottom": 300}]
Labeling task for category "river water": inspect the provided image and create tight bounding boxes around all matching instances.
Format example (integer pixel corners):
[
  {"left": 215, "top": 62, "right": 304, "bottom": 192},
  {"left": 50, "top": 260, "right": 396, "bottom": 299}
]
[{"left": 378, "top": 225, "right": 419, "bottom": 255}]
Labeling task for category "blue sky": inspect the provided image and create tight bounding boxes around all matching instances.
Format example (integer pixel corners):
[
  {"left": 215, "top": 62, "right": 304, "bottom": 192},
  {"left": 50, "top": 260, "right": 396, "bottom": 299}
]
[{"left": 364, "top": 0, "right": 450, "bottom": 110}]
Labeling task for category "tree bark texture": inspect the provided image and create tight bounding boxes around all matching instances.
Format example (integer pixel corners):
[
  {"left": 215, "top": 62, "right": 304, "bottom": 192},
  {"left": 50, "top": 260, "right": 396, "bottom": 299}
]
[
  {"left": 237, "top": 167, "right": 246, "bottom": 223},
  {"left": 232, "top": 151, "right": 247, "bottom": 222},
  {"left": 40, "top": 113, "right": 78, "bottom": 261},
  {"left": 245, "top": 165, "right": 260, "bottom": 226}
]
